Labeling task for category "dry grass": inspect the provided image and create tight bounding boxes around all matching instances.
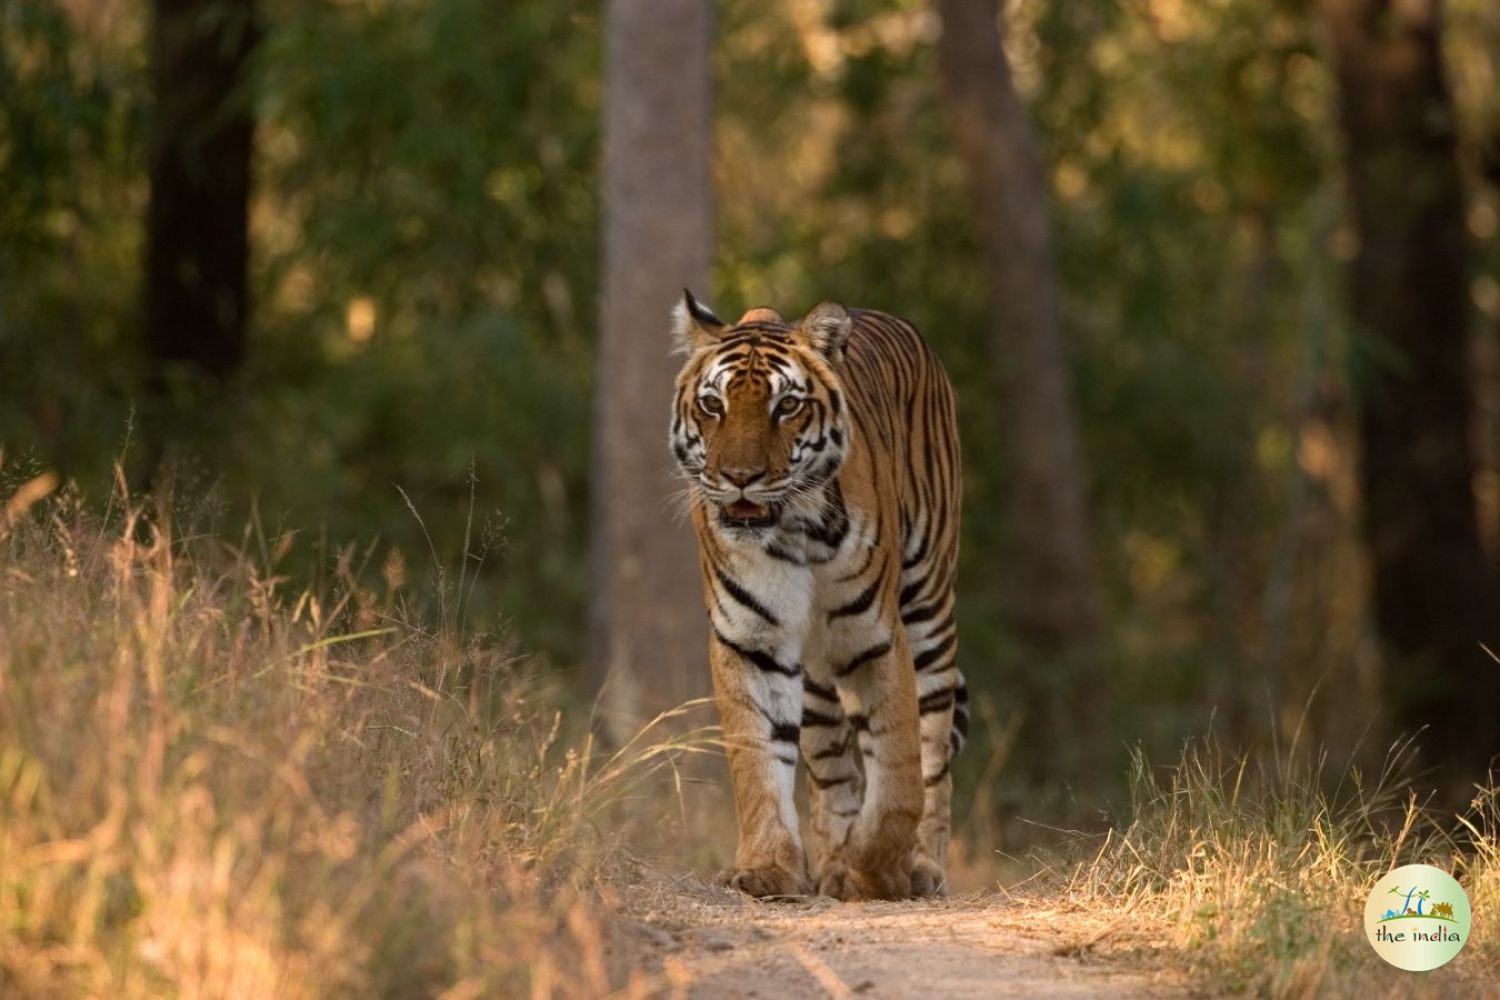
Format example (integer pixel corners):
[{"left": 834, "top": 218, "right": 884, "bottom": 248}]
[
  {"left": 7, "top": 466, "right": 1500, "bottom": 999},
  {"left": 1054, "top": 740, "right": 1500, "bottom": 997},
  {"left": 0, "top": 470, "right": 700, "bottom": 998}
]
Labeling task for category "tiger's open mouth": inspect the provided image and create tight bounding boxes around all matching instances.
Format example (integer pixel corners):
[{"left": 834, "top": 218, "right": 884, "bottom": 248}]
[{"left": 719, "top": 499, "right": 778, "bottom": 529}]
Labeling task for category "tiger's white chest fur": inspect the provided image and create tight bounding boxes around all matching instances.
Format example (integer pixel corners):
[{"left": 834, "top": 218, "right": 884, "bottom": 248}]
[{"left": 707, "top": 494, "right": 891, "bottom": 679}]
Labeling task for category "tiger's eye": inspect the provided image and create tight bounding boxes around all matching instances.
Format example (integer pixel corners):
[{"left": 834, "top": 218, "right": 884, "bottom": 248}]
[
  {"left": 776, "top": 396, "right": 803, "bottom": 418},
  {"left": 699, "top": 395, "right": 724, "bottom": 416}
]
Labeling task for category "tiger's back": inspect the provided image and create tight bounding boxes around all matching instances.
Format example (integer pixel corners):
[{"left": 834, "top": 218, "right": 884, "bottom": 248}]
[{"left": 669, "top": 294, "right": 964, "bottom": 900}]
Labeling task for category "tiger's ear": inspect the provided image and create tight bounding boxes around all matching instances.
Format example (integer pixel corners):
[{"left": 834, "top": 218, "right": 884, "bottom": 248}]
[
  {"left": 671, "top": 288, "right": 725, "bottom": 355},
  {"left": 801, "top": 302, "right": 853, "bottom": 357}
]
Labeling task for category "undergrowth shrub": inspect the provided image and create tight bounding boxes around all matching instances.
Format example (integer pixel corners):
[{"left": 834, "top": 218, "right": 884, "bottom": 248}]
[
  {"left": 1059, "top": 740, "right": 1499, "bottom": 997},
  {"left": 0, "top": 470, "right": 689, "bottom": 997}
]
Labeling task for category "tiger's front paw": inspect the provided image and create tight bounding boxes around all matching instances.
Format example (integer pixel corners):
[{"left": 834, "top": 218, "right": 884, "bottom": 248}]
[
  {"left": 715, "top": 863, "right": 810, "bottom": 900},
  {"left": 816, "top": 859, "right": 912, "bottom": 901},
  {"left": 854, "top": 863, "right": 912, "bottom": 900},
  {"left": 907, "top": 852, "right": 948, "bottom": 898},
  {"left": 816, "top": 860, "right": 860, "bottom": 901}
]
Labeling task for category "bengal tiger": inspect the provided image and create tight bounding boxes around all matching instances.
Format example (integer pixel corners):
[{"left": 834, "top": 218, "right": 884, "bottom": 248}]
[{"left": 668, "top": 291, "right": 966, "bottom": 901}]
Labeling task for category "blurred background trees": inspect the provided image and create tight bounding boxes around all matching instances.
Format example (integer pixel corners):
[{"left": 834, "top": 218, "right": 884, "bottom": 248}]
[
  {"left": 1322, "top": 0, "right": 1500, "bottom": 795},
  {"left": 141, "top": 0, "right": 258, "bottom": 470},
  {"left": 590, "top": 0, "right": 714, "bottom": 738},
  {"left": 143, "top": 0, "right": 256, "bottom": 389},
  {"left": 934, "top": 0, "right": 1106, "bottom": 784},
  {"left": 2, "top": 0, "right": 1498, "bottom": 827}
]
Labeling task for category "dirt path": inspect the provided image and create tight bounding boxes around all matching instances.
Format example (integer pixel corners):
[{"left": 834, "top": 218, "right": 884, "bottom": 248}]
[{"left": 612, "top": 870, "right": 1195, "bottom": 999}]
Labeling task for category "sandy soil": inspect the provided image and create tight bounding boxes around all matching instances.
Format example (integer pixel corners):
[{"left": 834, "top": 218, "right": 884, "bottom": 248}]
[{"left": 607, "top": 867, "right": 1197, "bottom": 999}]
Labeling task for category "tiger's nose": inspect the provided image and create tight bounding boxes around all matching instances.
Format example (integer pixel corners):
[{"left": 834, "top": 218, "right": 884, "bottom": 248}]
[{"left": 722, "top": 467, "right": 767, "bottom": 488}]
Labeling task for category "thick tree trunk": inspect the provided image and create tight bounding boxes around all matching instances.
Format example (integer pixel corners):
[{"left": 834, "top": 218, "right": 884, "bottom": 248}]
[
  {"left": 589, "top": 0, "right": 714, "bottom": 740},
  {"left": 1322, "top": 0, "right": 1500, "bottom": 792},
  {"left": 933, "top": 0, "right": 1106, "bottom": 748},
  {"left": 144, "top": 0, "right": 257, "bottom": 387}
]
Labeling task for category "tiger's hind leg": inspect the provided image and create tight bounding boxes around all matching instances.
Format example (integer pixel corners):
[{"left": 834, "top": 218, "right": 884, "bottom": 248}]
[
  {"left": 799, "top": 672, "right": 863, "bottom": 885},
  {"left": 909, "top": 631, "right": 963, "bottom": 897}
]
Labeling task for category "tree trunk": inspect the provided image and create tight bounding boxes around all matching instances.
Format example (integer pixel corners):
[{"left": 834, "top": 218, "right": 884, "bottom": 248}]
[
  {"left": 1322, "top": 0, "right": 1500, "bottom": 792},
  {"left": 589, "top": 0, "right": 714, "bottom": 740},
  {"left": 933, "top": 0, "right": 1106, "bottom": 754},
  {"left": 144, "top": 0, "right": 257, "bottom": 389}
]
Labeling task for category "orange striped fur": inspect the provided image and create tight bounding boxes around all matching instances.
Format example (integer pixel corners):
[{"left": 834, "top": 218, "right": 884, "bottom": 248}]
[{"left": 669, "top": 292, "right": 965, "bottom": 900}]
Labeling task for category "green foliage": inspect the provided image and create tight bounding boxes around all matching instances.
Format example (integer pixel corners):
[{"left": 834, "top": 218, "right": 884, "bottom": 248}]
[
  {"left": 0, "top": 1, "right": 145, "bottom": 478},
  {"left": 2, "top": 0, "right": 601, "bottom": 660},
  {"left": 234, "top": 0, "right": 600, "bottom": 657}
]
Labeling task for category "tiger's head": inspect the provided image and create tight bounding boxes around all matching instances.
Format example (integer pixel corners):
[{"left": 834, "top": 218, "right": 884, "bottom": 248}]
[{"left": 669, "top": 290, "right": 852, "bottom": 532}]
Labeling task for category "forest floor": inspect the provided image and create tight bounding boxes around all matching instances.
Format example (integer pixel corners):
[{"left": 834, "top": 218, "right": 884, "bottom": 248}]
[{"left": 609, "top": 867, "right": 1193, "bottom": 999}]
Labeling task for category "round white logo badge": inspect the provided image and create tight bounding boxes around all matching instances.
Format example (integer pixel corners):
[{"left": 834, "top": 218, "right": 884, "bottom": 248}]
[{"left": 1364, "top": 864, "right": 1472, "bottom": 971}]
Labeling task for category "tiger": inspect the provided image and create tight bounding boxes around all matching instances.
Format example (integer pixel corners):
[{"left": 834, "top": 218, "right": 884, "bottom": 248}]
[{"left": 668, "top": 290, "right": 967, "bottom": 900}]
